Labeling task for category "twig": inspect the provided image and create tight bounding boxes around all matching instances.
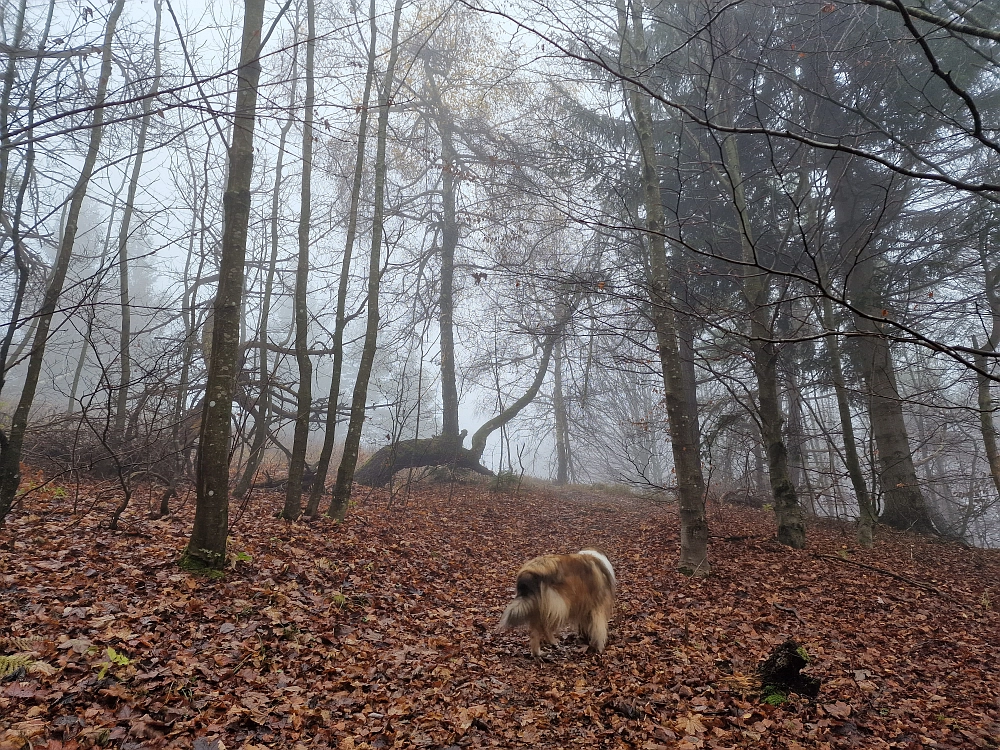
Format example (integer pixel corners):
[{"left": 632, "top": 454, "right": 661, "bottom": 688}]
[
  {"left": 814, "top": 553, "right": 957, "bottom": 602},
  {"left": 773, "top": 603, "right": 806, "bottom": 625}
]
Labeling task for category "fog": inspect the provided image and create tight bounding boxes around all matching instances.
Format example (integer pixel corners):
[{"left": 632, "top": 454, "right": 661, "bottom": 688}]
[{"left": 2, "top": 0, "right": 1000, "bottom": 547}]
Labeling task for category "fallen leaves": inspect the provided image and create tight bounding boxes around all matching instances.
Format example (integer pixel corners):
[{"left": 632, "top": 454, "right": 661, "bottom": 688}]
[{"left": 0, "top": 483, "right": 999, "bottom": 748}]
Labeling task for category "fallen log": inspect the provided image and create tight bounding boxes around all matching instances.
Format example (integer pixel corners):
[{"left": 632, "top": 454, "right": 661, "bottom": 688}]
[{"left": 353, "top": 433, "right": 493, "bottom": 488}]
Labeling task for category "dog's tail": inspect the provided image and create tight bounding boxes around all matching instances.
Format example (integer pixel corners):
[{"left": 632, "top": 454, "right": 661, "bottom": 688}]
[{"left": 496, "top": 596, "right": 533, "bottom": 632}]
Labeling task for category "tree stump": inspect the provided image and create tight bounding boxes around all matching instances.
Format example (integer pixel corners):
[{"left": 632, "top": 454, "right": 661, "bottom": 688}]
[{"left": 756, "top": 638, "right": 821, "bottom": 698}]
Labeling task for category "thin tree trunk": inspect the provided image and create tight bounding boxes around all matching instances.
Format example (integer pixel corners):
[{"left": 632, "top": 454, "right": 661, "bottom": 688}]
[
  {"left": 305, "top": 0, "right": 377, "bottom": 517},
  {"left": 114, "top": 0, "right": 163, "bottom": 439},
  {"left": 0, "top": 0, "right": 36, "bottom": 397},
  {"left": 422, "top": 61, "right": 461, "bottom": 442},
  {"left": 70, "top": 192, "right": 123, "bottom": 414},
  {"left": 0, "top": 0, "right": 125, "bottom": 524},
  {"left": 719, "top": 134, "right": 806, "bottom": 549},
  {"left": 0, "top": 0, "right": 26, "bottom": 238},
  {"left": 619, "top": 0, "right": 709, "bottom": 575},
  {"left": 973, "top": 247, "right": 1000, "bottom": 504},
  {"left": 284, "top": 0, "right": 316, "bottom": 519},
  {"left": 469, "top": 318, "right": 569, "bottom": 461},
  {"left": 819, "top": 282, "right": 876, "bottom": 547},
  {"left": 553, "top": 340, "right": 570, "bottom": 485},
  {"left": 184, "top": 0, "right": 266, "bottom": 568},
  {"left": 233, "top": 62, "right": 297, "bottom": 500},
  {"left": 329, "top": 0, "right": 404, "bottom": 521}
]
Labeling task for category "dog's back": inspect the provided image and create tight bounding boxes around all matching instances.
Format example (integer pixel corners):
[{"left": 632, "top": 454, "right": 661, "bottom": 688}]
[{"left": 497, "top": 549, "right": 615, "bottom": 656}]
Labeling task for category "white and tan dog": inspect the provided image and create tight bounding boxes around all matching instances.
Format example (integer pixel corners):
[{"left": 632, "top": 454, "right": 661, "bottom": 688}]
[{"left": 497, "top": 549, "right": 616, "bottom": 656}]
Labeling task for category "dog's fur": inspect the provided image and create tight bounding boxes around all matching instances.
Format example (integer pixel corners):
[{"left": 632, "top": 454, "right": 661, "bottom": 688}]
[{"left": 496, "top": 548, "right": 616, "bottom": 656}]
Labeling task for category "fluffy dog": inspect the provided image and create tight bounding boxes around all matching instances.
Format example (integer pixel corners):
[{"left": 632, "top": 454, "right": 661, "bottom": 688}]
[{"left": 496, "top": 548, "right": 616, "bottom": 656}]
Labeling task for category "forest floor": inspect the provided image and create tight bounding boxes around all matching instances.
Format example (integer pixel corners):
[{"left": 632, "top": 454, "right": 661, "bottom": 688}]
[{"left": 1, "top": 477, "right": 999, "bottom": 750}]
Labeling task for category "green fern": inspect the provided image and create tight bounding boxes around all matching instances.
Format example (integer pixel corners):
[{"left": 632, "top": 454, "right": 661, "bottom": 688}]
[
  {"left": 0, "top": 636, "right": 45, "bottom": 652},
  {"left": 1, "top": 636, "right": 57, "bottom": 676},
  {"left": 0, "top": 653, "right": 34, "bottom": 678}
]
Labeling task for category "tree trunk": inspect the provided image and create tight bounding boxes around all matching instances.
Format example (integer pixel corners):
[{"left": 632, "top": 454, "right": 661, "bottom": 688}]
[
  {"left": 815, "top": 43, "right": 934, "bottom": 535},
  {"left": 819, "top": 281, "right": 876, "bottom": 548},
  {"left": 329, "top": 0, "right": 404, "bottom": 521},
  {"left": 422, "top": 61, "right": 461, "bottom": 441},
  {"left": 305, "top": 0, "right": 377, "bottom": 517},
  {"left": 846, "top": 277, "right": 934, "bottom": 534},
  {"left": 284, "top": 0, "right": 315, "bottom": 520},
  {"left": 718, "top": 120, "right": 806, "bottom": 549},
  {"left": 184, "top": 0, "right": 266, "bottom": 569},
  {"left": 553, "top": 341, "right": 571, "bottom": 484},
  {"left": 0, "top": 0, "right": 125, "bottom": 524},
  {"left": 233, "top": 58, "right": 297, "bottom": 500},
  {"left": 354, "top": 435, "right": 491, "bottom": 488},
  {"left": 114, "top": 0, "right": 162, "bottom": 440},
  {"left": 973, "top": 246, "right": 1000, "bottom": 505},
  {"left": 619, "top": 0, "right": 709, "bottom": 575},
  {"left": 469, "top": 316, "right": 569, "bottom": 461},
  {"left": 0, "top": 0, "right": 35, "bottom": 406}
]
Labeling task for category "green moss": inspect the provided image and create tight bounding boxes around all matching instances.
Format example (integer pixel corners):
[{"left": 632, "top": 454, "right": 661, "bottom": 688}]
[
  {"left": 178, "top": 548, "right": 226, "bottom": 578},
  {"left": 762, "top": 686, "right": 787, "bottom": 706}
]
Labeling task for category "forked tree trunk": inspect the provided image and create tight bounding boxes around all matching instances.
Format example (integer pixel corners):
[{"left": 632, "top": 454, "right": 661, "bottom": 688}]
[
  {"left": 305, "top": 0, "right": 377, "bottom": 517},
  {"left": 469, "top": 319, "right": 568, "bottom": 461},
  {"left": 329, "top": 0, "right": 405, "bottom": 521},
  {"left": 619, "top": 0, "right": 709, "bottom": 575},
  {"left": 0, "top": 0, "right": 125, "bottom": 524},
  {"left": 817, "top": 50, "right": 934, "bottom": 535},
  {"left": 850, "top": 310, "right": 934, "bottom": 534},
  {"left": 184, "top": 0, "right": 266, "bottom": 569},
  {"left": 832, "top": 162, "right": 934, "bottom": 535},
  {"left": 284, "top": 0, "right": 316, "bottom": 520},
  {"left": 353, "top": 313, "right": 568, "bottom": 485}
]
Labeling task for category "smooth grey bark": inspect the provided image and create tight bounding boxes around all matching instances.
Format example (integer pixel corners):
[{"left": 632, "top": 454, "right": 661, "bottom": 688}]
[
  {"left": 0, "top": 0, "right": 125, "bottom": 524},
  {"left": 619, "top": 0, "right": 709, "bottom": 575},
  {"left": 185, "top": 0, "right": 266, "bottom": 568},
  {"left": 330, "top": 0, "right": 404, "bottom": 521},
  {"left": 114, "top": 0, "right": 163, "bottom": 440},
  {"left": 305, "top": 0, "right": 377, "bottom": 517},
  {"left": 284, "top": 0, "right": 315, "bottom": 519}
]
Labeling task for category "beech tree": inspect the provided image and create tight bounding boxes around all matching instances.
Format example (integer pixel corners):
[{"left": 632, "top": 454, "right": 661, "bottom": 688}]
[{"left": 184, "top": 0, "right": 267, "bottom": 569}]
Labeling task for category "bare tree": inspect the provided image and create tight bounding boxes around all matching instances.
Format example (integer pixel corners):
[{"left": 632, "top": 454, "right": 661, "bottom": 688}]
[
  {"left": 0, "top": 0, "right": 126, "bottom": 524},
  {"left": 184, "top": 0, "right": 267, "bottom": 568},
  {"left": 330, "top": 0, "right": 405, "bottom": 520}
]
